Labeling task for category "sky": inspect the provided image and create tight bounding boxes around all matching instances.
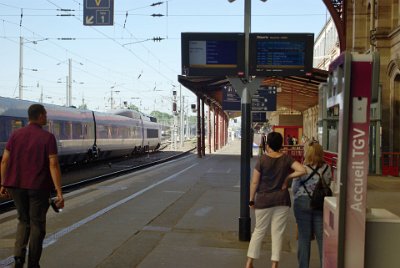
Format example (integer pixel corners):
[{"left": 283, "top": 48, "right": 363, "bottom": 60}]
[{"left": 0, "top": 0, "right": 329, "bottom": 114}]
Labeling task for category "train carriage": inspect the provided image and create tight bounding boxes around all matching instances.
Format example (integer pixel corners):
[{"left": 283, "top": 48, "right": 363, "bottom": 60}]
[
  {"left": 112, "top": 109, "right": 161, "bottom": 152},
  {"left": 46, "top": 107, "right": 95, "bottom": 165},
  {"left": 0, "top": 97, "right": 162, "bottom": 167},
  {"left": 142, "top": 117, "right": 162, "bottom": 152},
  {"left": 93, "top": 111, "right": 143, "bottom": 158},
  {"left": 0, "top": 98, "right": 30, "bottom": 158}
]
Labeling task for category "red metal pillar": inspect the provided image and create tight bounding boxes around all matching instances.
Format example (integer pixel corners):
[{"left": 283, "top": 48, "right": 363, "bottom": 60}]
[
  {"left": 224, "top": 114, "right": 227, "bottom": 146},
  {"left": 219, "top": 110, "right": 224, "bottom": 148},
  {"left": 213, "top": 106, "right": 216, "bottom": 152},
  {"left": 215, "top": 107, "right": 219, "bottom": 151},
  {"left": 208, "top": 103, "right": 212, "bottom": 154},
  {"left": 222, "top": 111, "right": 225, "bottom": 147},
  {"left": 227, "top": 115, "right": 229, "bottom": 144},
  {"left": 219, "top": 109, "right": 223, "bottom": 149},
  {"left": 223, "top": 114, "right": 227, "bottom": 146},
  {"left": 201, "top": 98, "right": 205, "bottom": 156},
  {"left": 197, "top": 95, "right": 202, "bottom": 158},
  {"left": 226, "top": 116, "right": 229, "bottom": 145}
]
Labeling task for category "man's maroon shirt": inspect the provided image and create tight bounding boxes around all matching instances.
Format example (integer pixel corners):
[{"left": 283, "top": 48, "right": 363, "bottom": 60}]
[{"left": 4, "top": 123, "right": 58, "bottom": 190}]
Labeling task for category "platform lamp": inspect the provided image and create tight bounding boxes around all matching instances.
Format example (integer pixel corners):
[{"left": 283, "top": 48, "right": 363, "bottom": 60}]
[
  {"left": 228, "top": 0, "right": 269, "bottom": 242},
  {"left": 172, "top": 90, "right": 178, "bottom": 114},
  {"left": 191, "top": 104, "right": 197, "bottom": 113}
]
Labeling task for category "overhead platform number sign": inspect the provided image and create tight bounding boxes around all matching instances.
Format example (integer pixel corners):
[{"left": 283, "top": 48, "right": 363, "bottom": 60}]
[{"left": 83, "top": 0, "right": 114, "bottom": 26}]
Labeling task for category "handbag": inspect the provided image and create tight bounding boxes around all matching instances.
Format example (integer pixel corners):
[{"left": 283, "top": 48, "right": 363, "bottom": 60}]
[{"left": 300, "top": 164, "right": 332, "bottom": 210}]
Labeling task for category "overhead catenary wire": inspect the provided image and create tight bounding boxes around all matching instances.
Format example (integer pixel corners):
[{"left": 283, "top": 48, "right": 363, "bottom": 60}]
[
  {"left": 0, "top": 15, "right": 167, "bottom": 97},
  {"left": 0, "top": 0, "right": 327, "bottom": 110},
  {"left": 0, "top": 0, "right": 191, "bottom": 111},
  {"left": 44, "top": 0, "right": 178, "bottom": 84}
]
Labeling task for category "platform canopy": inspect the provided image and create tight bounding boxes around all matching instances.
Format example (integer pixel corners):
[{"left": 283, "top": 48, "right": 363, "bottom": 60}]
[{"left": 178, "top": 68, "right": 328, "bottom": 115}]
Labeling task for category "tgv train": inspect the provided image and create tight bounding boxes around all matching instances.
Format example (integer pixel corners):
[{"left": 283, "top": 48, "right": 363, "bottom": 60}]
[{"left": 0, "top": 97, "right": 162, "bottom": 166}]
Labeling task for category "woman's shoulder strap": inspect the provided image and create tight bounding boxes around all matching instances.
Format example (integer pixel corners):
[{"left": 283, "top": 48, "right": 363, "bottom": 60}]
[
  {"left": 307, "top": 164, "right": 318, "bottom": 173},
  {"left": 301, "top": 165, "right": 319, "bottom": 184},
  {"left": 322, "top": 163, "right": 329, "bottom": 175}
]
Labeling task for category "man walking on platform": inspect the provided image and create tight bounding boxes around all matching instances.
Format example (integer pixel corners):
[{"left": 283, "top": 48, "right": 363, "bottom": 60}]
[{"left": 0, "top": 104, "right": 64, "bottom": 268}]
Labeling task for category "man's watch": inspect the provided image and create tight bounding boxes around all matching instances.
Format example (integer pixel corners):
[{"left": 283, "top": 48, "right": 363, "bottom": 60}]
[{"left": 249, "top": 200, "right": 255, "bottom": 206}]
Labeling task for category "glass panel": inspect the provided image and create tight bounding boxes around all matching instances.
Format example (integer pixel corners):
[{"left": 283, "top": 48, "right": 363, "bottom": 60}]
[{"left": 11, "top": 120, "right": 23, "bottom": 132}]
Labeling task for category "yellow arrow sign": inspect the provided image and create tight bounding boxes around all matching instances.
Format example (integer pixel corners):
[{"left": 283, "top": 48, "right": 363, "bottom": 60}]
[
  {"left": 85, "top": 16, "right": 94, "bottom": 24},
  {"left": 95, "top": 0, "right": 101, "bottom": 7}
]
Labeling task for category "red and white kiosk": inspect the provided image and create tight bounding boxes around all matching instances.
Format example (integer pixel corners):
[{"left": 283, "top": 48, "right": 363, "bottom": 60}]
[{"left": 323, "top": 52, "right": 400, "bottom": 268}]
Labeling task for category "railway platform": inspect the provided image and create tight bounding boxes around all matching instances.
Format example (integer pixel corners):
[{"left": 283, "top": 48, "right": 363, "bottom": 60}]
[{"left": 1, "top": 139, "right": 400, "bottom": 268}]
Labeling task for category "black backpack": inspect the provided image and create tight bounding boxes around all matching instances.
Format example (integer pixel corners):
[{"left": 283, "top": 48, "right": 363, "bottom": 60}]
[{"left": 300, "top": 165, "right": 332, "bottom": 210}]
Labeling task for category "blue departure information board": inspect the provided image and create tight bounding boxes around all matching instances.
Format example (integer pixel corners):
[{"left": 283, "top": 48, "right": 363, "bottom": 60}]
[
  {"left": 181, "top": 33, "right": 245, "bottom": 76},
  {"left": 249, "top": 33, "right": 314, "bottom": 77},
  {"left": 256, "top": 41, "right": 305, "bottom": 67},
  {"left": 189, "top": 40, "right": 237, "bottom": 67}
]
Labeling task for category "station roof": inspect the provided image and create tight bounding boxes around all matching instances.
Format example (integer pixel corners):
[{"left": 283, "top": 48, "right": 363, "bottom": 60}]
[{"left": 178, "top": 68, "right": 328, "bottom": 114}]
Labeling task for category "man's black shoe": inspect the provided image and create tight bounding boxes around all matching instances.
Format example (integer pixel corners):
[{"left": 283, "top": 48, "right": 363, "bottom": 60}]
[{"left": 14, "top": 256, "right": 24, "bottom": 268}]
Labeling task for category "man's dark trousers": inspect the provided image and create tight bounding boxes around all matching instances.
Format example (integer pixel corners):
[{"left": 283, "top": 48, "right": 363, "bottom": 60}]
[{"left": 9, "top": 188, "right": 50, "bottom": 268}]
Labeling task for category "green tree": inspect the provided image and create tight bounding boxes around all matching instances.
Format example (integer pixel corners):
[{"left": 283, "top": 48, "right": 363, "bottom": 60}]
[
  {"left": 78, "top": 103, "right": 88, "bottom": 110},
  {"left": 151, "top": 111, "right": 173, "bottom": 124},
  {"left": 188, "top": 115, "right": 197, "bottom": 125},
  {"left": 128, "top": 104, "right": 139, "bottom": 112}
]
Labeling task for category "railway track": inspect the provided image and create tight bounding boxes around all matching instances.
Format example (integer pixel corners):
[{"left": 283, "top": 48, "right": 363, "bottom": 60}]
[{"left": 0, "top": 146, "right": 196, "bottom": 213}]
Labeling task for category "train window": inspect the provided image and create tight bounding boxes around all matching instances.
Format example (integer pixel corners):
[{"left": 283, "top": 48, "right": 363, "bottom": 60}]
[
  {"left": 111, "top": 125, "right": 128, "bottom": 139},
  {"left": 117, "top": 127, "right": 124, "bottom": 138},
  {"left": 53, "top": 122, "right": 61, "bottom": 140},
  {"left": 61, "top": 122, "right": 72, "bottom": 140},
  {"left": 11, "top": 120, "right": 24, "bottom": 132},
  {"left": 83, "top": 124, "right": 87, "bottom": 137},
  {"left": 108, "top": 126, "right": 113, "bottom": 139},
  {"left": 1, "top": 118, "right": 23, "bottom": 142},
  {"left": 111, "top": 126, "right": 118, "bottom": 139},
  {"left": 67, "top": 122, "right": 73, "bottom": 139},
  {"left": 132, "top": 126, "right": 140, "bottom": 139},
  {"left": 132, "top": 127, "right": 137, "bottom": 139},
  {"left": 86, "top": 124, "right": 94, "bottom": 139},
  {"left": 122, "top": 127, "right": 130, "bottom": 138},
  {"left": 46, "top": 120, "right": 52, "bottom": 133},
  {"left": 72, "top": 123, "right": 82, "bottom": 139},
  {"left": 97, "top": 125, "right": 108, "bottom": 139},
  {"left": 0, "top": 118, "right": 7, "bottom": 141},
  {"left": 136, "top": 127, "right": 142, "bottom": 139},
  {"left": 147, "top": 129, "right": 159, "bottom": 138}
]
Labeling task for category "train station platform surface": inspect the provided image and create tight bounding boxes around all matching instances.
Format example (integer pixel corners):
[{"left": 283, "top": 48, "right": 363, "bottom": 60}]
[{"left": 1, "top": 139, "right": 400, "bottom": 268}]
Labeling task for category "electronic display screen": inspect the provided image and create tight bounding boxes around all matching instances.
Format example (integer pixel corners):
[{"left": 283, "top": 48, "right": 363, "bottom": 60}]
[
  {"left": 189, "top": 40, "right": 237, "bottom": 68},
  {"left": 252, "top": 112, "right": 267, "bottom": 122},
  {"left": 256, "top": 41, "right": 305, "bottom": 67},
  {"left": 181, "top": 33, "right": 245, "bottom": 76},
  {"left": 249, "top": 33, "right": 314, "bottom": 77}
]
